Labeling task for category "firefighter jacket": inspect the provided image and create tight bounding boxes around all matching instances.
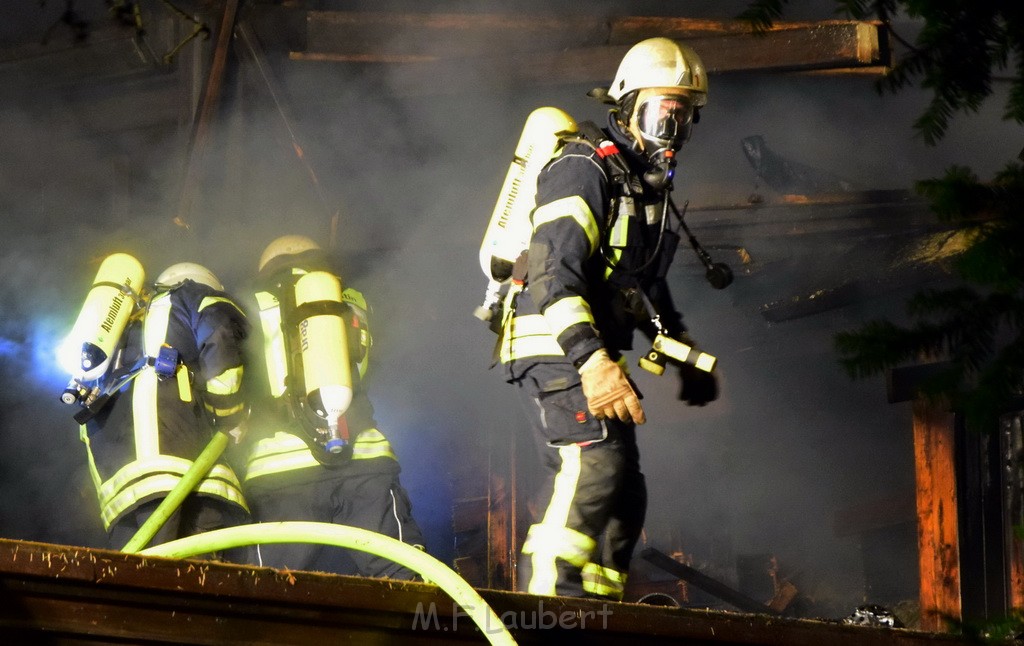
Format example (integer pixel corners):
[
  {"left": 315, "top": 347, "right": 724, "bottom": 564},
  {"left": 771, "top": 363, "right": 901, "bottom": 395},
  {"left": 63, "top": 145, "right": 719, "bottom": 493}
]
[
  {"left": 81, "top": 279, "right": 250, "bottom": 531},
  {"left": 243, "top": 265, "right": 397, "bottom": 487},
  {"left": 499, "top": 120, "right": 686, "bottom": 378}
]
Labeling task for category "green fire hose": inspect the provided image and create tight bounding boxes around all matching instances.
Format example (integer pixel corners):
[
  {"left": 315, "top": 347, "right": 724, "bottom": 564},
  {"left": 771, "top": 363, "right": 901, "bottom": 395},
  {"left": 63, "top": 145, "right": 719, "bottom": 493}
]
[
  {"left": 141, "top": 522, "right": 517, "bottom": 646},
  {"left": 121, "top": 431, "right": 231, "bottom": 553}
]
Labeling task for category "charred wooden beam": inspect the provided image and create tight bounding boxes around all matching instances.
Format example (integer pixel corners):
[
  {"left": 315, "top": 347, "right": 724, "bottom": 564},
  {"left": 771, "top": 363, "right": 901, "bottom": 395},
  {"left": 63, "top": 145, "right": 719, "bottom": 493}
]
[
  {"left": 640, "top": 547, "right": 779, "bottom": 615},
  {"left": 292, "top": 12, "right": 891, "bottom": 95}
]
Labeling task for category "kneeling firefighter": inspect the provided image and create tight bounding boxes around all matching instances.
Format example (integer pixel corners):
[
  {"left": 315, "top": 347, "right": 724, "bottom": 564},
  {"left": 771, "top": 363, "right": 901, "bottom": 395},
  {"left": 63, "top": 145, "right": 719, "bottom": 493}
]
[
  {"left": 488, "top": 38, "right": 723, "bottom": 599},
  {"left": 74, "top": 259, "right": 252, "bottom": 557},
  {"left": 242, "top": 234, "right": 425, "bottom": 578}
]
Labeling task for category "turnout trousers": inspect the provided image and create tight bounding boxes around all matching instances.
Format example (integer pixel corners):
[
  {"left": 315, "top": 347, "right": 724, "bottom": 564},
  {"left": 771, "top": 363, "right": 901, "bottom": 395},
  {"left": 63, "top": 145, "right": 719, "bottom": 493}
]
[
  {"left": 510, "top": 361, "right": 647, "bottom": 599},
  {"left": 247, "top": 457, "right": 424, "bottom": 579}
]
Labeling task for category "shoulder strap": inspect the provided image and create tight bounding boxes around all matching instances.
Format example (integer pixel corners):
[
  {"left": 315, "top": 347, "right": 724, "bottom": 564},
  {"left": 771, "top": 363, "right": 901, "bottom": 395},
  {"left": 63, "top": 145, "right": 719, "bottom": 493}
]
[{"left": 561, "top": 120, "right": 633, "bottom": 193}]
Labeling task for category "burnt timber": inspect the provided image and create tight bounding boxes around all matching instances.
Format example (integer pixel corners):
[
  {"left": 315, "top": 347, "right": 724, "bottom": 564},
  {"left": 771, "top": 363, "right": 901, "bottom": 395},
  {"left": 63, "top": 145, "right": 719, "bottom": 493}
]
[{"left": 0, "top": 538, "right": 984, "bottom": 645}]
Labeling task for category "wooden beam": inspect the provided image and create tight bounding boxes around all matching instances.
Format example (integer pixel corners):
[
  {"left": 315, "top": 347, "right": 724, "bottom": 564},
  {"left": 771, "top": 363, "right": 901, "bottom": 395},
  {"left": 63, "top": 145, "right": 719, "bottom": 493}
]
[
  {"left": 1002, "top": 413, "right": 1024, "bottom": 613},
  {"left": 912, "top": 400, "right": 961, "bottom": 632},
  {"left": 640, "top": 547, "right": 780, "bottom": 616},
  {"left": 0, "top": 537, "right": 984, "bottom": 645},
  {"left": 304, "top": 11, "right": 885, "bottom": 63},
  {"left": 175, "top": 0, "right": 241, "bottom": 230},
  {"left": 292, "top": 12, "right": 891, "bottom": 95}
]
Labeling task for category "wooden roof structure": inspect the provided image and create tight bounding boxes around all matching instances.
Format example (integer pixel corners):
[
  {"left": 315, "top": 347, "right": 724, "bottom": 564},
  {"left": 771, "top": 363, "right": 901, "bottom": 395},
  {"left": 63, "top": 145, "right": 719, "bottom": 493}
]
[{"left": 0, "top": 537, "right": 984, "bottom": 645}]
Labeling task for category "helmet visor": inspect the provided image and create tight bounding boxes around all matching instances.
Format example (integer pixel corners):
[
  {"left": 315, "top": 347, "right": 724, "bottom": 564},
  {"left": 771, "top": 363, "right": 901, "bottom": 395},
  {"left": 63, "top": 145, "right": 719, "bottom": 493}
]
[{"left": 636, "top": 95, "right": 694, "bottom": 150}]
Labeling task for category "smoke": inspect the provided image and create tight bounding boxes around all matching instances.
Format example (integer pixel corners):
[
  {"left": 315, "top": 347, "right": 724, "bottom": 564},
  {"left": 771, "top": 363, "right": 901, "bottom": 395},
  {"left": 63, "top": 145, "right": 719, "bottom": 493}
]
[{"left": 1, "top": 0, "right": 1021, "bottom": 617}]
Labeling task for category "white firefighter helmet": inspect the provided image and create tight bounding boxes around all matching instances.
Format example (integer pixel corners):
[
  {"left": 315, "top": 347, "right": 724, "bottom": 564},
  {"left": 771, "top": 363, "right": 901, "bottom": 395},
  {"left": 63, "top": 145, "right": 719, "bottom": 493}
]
[
  {"left": 258, "top": 234, "right": 321, "bottom": 272},
  {"left": 607, "top": 38, "right": 708, "bottom": 153},
  {"left": 155, "top": 262, "right": 224, "bottom": 291}
]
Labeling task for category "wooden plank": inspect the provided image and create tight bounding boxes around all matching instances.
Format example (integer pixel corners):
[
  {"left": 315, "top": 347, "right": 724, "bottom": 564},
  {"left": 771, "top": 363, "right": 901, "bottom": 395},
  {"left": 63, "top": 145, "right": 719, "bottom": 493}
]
[
  {"left": 912, "top": 400, "right": 961, "bottom": 632},
  {"left": 304, "top": 11, "right": 885, "bottom": 65},
  {"left": 294, "top": 12, "right": 890, "bottom": 95},
  {"left": 306, "top": 10, "right": 610, "bottom": 58},
  {"left": 0, "top": 537, "right": 984, "bottom": 645}
]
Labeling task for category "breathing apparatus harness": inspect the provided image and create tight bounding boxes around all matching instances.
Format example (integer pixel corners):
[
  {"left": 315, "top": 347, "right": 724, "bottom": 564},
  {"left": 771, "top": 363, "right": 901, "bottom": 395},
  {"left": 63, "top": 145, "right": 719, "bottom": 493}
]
[
  {"left": 556, "top": 121, "right": 727, "bottom": 375},
  {"left": 262, "top": 266, "right": 355, "bottom": 466}
]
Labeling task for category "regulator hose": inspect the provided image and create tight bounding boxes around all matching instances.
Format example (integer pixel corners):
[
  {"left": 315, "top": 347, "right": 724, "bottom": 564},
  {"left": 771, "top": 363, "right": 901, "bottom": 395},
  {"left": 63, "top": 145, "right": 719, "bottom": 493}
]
[{"left": 140, "top": 522, "right": 517, "bottom": 646}]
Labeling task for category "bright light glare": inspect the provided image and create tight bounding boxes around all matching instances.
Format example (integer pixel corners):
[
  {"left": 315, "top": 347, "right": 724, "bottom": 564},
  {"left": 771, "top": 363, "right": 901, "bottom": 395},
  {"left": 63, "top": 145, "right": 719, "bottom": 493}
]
[{"left": 56, "top": 332, "right": 82, "bottom": 378}]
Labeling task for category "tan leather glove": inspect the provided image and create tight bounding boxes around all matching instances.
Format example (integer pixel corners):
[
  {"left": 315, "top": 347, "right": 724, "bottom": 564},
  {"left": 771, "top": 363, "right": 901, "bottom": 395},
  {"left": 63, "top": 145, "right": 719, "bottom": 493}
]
[{"left": 579, "top": 349, "right": 646, "bottom": 425}]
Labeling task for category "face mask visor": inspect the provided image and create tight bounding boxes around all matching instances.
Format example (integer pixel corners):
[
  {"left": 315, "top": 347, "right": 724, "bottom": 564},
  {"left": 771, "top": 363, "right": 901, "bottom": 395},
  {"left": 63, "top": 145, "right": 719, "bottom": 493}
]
[{"left": 635, "top": 94, "right": 694, "bottom": 152}]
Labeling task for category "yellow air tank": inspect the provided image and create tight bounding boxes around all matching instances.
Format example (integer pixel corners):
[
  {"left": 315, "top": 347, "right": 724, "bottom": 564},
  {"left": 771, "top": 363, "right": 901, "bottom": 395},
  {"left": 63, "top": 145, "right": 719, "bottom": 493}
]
[
  {"left": 295, "top": 270, "right": 352, "bottom": 453},
  {"left": 62, "top": 252, "right": 145, "bottom": 382},
  {"left": 478, "top": 106, "right": 578, "bottom": 283}
]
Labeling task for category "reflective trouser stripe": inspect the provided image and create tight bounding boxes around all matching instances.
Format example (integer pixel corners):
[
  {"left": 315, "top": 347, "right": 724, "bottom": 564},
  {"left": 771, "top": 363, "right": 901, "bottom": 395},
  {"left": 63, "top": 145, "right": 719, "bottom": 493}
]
[
  {"left": 546, "top": 444, "right": 582, "bottom": 526},
  {"left": 521, "top": 445, "right": 597, "bottom": 595},
  {"left": 582, "top": 563, "right": 627, "bottom": 600},
  {"left": 91, "top": 454, "right": 247, "bottom": 530},
  {"left": 522, "top": 524, "right": 597, "bottom": 596},
  {"left": 206, "top": 365, "right": 243, "bottom": 395},
  {"left": 244, "top": 429, "right": 397, "bottom": 482},
  {"left": 350, "top": 428, "right": 397, "bottom": 460},
  {"left": 499, "top": 314, "right": 564, "bottom": 363}
]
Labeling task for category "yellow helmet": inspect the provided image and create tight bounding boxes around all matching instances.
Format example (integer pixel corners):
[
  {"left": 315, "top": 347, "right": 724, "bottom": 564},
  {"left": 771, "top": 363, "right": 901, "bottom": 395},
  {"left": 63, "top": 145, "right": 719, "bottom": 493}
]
[
  {"left": 608, "top": 38, "right": 707, "bottom": 105},
  {"left": 607, "top": 38, "right": 707, "bottom": 153},
  {"left": 258, "top": 235, "right": 321, "bottom": 272},
  {"left": 155, "top": 262, "right": 223, "bottom": 291}
]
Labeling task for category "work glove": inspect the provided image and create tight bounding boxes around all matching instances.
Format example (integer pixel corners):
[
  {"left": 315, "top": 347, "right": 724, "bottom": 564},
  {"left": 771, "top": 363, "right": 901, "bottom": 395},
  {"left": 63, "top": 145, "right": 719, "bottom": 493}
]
[
  {"left": 678, "top": 363, "right": 719, "bottom": 406},
  {"left": 579, "top": 348, "right": 646, "bottom": 424}
]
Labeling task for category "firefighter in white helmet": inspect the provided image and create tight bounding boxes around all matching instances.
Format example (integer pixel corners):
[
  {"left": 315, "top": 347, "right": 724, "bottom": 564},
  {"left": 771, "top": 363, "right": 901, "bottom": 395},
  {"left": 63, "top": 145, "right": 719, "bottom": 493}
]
[
  {"left": 79, "top": 260, "right": 252, "bottom": 558},
  {"left": 496, "top": 38, "right": 718, "bottom": 599},
  {"left": 241, "top": 234, "right": 425, "bottom": 577}
]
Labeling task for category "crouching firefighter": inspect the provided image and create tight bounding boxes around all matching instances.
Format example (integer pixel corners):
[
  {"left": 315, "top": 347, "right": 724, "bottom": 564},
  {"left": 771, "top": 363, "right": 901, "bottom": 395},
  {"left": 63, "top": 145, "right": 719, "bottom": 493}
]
[
  {"left": 69, "top": 259, "right": 252, "bottom": 558},
  {"left": 489, "top": 38, "right": 722, "bottom": 599},
  {"left": 242, "top": 234, "right": 425, "bottom": 578}
]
